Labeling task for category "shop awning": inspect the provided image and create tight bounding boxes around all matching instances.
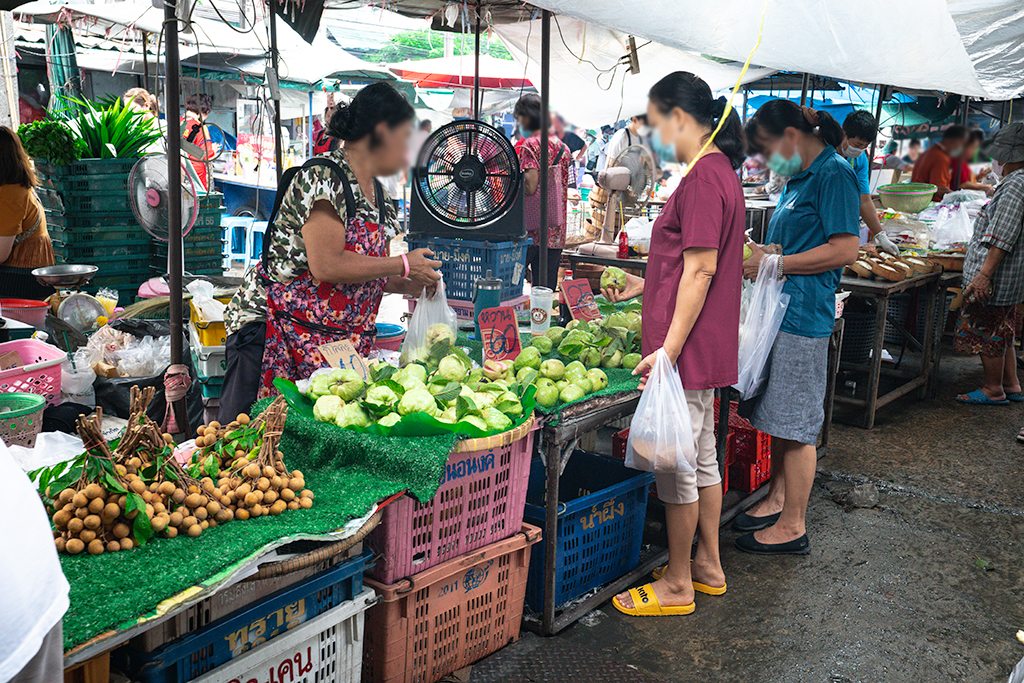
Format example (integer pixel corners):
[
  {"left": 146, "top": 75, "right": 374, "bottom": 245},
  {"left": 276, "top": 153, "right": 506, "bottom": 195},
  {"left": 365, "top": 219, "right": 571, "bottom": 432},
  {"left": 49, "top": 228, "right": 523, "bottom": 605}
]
[{"left": 388, "top": 54, "right": 530, "bottom": 89}]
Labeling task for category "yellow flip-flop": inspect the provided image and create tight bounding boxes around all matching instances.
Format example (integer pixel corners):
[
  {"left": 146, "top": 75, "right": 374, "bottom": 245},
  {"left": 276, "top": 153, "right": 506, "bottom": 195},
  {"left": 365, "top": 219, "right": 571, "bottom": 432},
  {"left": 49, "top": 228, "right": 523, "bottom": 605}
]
[
  {"left": 651, "top": 564, "right": 727, "bottom": 596},
  {"left": 612, "top": 583, "right": 695, "bottom": 617}
]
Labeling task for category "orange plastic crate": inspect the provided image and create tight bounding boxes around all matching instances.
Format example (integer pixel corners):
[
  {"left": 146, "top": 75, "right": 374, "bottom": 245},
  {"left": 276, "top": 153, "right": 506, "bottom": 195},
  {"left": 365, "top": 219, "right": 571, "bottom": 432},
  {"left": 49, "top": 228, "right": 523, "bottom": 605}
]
[{"left": 362, "top": 524, "right": 541, "bottom": 683}]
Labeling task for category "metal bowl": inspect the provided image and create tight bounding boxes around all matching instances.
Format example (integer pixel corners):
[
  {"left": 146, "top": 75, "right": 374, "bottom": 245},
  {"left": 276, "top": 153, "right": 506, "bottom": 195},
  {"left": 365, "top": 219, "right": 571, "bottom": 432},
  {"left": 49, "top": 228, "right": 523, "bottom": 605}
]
[{"left": 32, "top": 264, "right": 99, "bottom": 287}]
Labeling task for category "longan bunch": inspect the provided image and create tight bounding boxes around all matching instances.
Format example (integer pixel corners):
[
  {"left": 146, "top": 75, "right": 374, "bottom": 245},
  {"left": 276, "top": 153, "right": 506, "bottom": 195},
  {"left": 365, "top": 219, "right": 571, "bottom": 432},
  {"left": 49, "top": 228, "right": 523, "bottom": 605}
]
[
  {"left": 159, "top": 477, "right": 232, "bottom": 538},
  {"left": 194, "top": 413, "right": 251, "bottom": 453},
  {"left": 219, "top": 456, "right": 313, "bottom": 520},
  {"left": 51, "top": 480, "right": 143, "bottom": 556}
]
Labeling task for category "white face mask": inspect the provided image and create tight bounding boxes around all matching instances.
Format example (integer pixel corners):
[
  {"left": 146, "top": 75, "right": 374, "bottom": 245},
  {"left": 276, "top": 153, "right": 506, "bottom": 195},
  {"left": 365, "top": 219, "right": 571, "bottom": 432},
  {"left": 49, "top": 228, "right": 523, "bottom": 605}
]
[
  {"left": 636, "top": 124, "right": 652, "bottom": 137},
  {"left": 843, "top": 142, "right": 867, "bottom": 159}
]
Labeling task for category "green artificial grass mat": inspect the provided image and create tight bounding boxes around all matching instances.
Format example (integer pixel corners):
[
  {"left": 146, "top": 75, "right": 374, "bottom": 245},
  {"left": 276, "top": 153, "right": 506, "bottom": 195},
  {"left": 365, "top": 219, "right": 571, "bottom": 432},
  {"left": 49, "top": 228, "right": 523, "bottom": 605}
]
[{"left": 60, "top": 405, "right": 458, "bottom": 651}]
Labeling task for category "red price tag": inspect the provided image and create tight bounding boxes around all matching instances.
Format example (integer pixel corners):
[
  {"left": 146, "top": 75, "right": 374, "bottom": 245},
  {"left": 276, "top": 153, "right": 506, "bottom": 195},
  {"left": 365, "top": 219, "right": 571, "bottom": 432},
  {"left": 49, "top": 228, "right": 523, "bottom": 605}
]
[
  {"left": 560, "top": 278, "right": 601, "bottom": 321},
  {"left": 478, "top": 306, "right": 522, "bottom": 362}
]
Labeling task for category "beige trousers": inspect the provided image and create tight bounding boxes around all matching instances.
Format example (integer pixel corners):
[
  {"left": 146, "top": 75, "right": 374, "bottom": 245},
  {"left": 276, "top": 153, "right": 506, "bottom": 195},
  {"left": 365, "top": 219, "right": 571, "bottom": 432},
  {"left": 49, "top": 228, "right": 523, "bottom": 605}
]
[{"left": 655, "top": 388, "right": 722, "bottom": 505}]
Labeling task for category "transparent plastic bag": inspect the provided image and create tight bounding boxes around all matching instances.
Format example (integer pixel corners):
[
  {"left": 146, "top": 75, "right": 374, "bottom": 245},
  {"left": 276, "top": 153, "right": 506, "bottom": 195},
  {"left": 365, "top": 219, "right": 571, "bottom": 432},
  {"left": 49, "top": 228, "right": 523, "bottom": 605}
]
[
  {"left": 930, "top": 204, "right": 973, "bottom": 248},
  {"left": 734, "top": 254, "right": 790, "bottom": 400},
  {"left": 186, "top": 279, "right": 225, "bottom": 322},
  {"left": 95, "top": 288, "right": 118, "bottom": 317},
  {"left": 399, "top": 277, "right": 458, "bottom": 367},
  {"left": 61, "top": 354, "right": 96, "bottom": 406},
  {"left": 624, "top": 348, "right": 696, "bottom": 474}
]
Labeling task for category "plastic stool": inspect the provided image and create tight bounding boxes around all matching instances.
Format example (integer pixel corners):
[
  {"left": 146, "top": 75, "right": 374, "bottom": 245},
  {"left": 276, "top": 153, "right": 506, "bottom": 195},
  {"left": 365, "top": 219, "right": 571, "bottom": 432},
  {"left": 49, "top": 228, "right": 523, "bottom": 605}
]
[
  {"left": 245, "top": 221, "right": 268, "bottom": 270},
  {"left": 222, "top": 216, "right": 254, "bottom": 270}
]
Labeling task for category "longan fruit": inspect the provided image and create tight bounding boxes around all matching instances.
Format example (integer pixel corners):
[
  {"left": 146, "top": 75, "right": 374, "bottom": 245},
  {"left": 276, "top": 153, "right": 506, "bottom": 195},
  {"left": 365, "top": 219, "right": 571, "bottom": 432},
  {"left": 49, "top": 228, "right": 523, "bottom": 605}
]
[
  {"left": 194, "top": 507, "right": 208, "bottom": 521},
  {"left": 129, "top": 479, "right": 146, "bottom": 494},
  {"left": 125, "top": 507, "right": 139, "bottom": 520},
  {"left": 101, "top": 503, "right": 120, "bottom": 523},
  {"left": 208, "top": 421, "right": 221, "bottom": 430},
  {"left": 270, "top": 476, "right": 283, "bottom": 490},
  {"left": 169, "top": 511, "right": 184, "bottom": 527},
  {"left": 291, "top": 470, "right": 303, "bottom": 480},
  {"left": 112, "top": 522, "right": 130, "bottom": 539},
  {"left": 287, "top": 500, "right": 300, "bottom": 511},
  {"left": 68, "top": 518, "right": 84, "bottom": 534},
  {"left": 72, "top": 491, "right": 89, "bottom": 508},
  {"left": 270, "top": 500, "right": 287, "bottom": 516},
  {"left": 83, "top": 514, "right": 101, "bottom": 530},
  {"left": 188, "top": 485, "right": 200, "bottom": 495},
  {"left": 87, "top": 539, "right": 105, "bottom": 555},
  {"left": 299, "top": 497, "right": 313, "bottom": 509},
  {"left": 198, "top": 495, "right": 209, "bottom": 507},
  {"left": 288, "top": 478, "right": 304, "bottom": 492},
  {"left": 244, "top": 492, "right": 260, "bottom": 508},
  {"left": 184, "top": 493, "right": 202, "bottom": 508},
  {"left": 235, "top": 508, "right": 250, "bottom": 521},
  {"left": 53, "top": 509, "right": 72, "bottom": 530},
  {"left": 163, "top": 527, "right": 178, "bottom": 539},
  {"left": 263, "top": 490, "right": 278, "bottom": 505},
  {"left": 300, "top": 490, "right": 314, "bottom": 500},
  {"left": 220, "top": 495, "right": 232, "bottom": 507},
  {"left": 129, "top": 457, "right": 142, "bottom": 469},
  {"left": 262, "top": 465, "right": 276, "bottom": 479},
  {"left": 187, "top": 525, "right": 202, "bottom": 538},
  {"left": 153, "top": 502, "right": 166, "bottom": 515},
  {"left": 151, "top": 516, "right": 168, "bottom": 533},
  {"left": 206, "top": 501, "right": 221, "bottom": 515},
  {"left": 87, "top": 497, "right": 105, "bottom": 514},
  {"left": 75, "top": 506, "right": 90, "bottom": 519},
  {"left": 196, "top": 424, "right": 206, "bottom": 436},
  {"left": 243, "top": 463, "right": 261, "bottom": 479},
  {"left": 58, "top": 488, "right": 75, "bottom": 505},
  {"left": 195, "top": 436, "right": 207, "bottom": 448},
  {"left": 61, "top": 502, "right": 73, "bottom": 513},
  {"left": 237, "top": 413, "right": 250, "bottom": 425},
  {"left": 55, "top": 537, "right": 66, "bottom": 552},
  {"left": 141, "top": 491, "right": 154, "bottom": 504},
  {"left": 235, "top": 483, "right": 252, "bottom": 497},
  {"left": 200, "top": 520, "right": 209, "bottom": 530},
  {"left": 256, "top": 477, "right": 270, "bottom": 492},
  {"left": 115, "top": 464, "right": 127, "bottom": 476},
  {"left": 120, "top": 537, "right": 134, "bottom": 550},
  {"left": 106, "top": 541, "right": 121, "bottom": 553},
  {"left": 280, "top": 488, "right": 296, "bottom": 502},
  {"left": 84, "top": 483, "right": 104, "bottom": 499},
  {"left": 148, "top": 482, "right": 158, "bottom": 493},
  {"left": 182, "top": 516, "right": 197, "bottom": 528},
  {"left": 158, "top": 481, "right": 176, "bottom": 496},
  {"left": 234, "top": 450, "right": 245, "bottom": 460},
  {"left": 201, "top": 478, "right": 216, "bottom": 493},
  {"left": 172, "top": 488, "right": 187, "bottom": 505},
  {"left": 250, "top": 505, "right": 263, "bottom": 518},
  {"left": 78, "top": 529, "right": 96, "bottom": 544},
  {"left": 275, "top": 461, "right": 287, "bottom": 473},
  {"left": 207, "top": 519, "right": 217, "bottom": 528},
  {"left": 65, "top": 538, "right": 85, "bottom": 555},
  {"left": 215, "top": 509, "right": 233, "bottom": 523}
]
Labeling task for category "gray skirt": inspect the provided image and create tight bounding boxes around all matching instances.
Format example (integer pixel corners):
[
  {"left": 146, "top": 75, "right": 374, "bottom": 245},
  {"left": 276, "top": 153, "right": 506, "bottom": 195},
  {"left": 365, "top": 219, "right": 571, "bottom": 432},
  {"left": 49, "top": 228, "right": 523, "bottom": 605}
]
[{"left": 743, "top": 331, "right": 828, "bottom": 445}]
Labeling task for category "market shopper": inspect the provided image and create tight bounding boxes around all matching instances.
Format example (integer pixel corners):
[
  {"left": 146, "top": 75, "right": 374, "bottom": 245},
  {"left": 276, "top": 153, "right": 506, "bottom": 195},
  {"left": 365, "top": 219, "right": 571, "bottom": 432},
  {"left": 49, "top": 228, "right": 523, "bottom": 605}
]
[
  {"left": 182, "top": 93, "right": 217, "bottom": 190},
  {"left": 605, "top": 113, "right": 657, "bottom": 167},
  {"left": 840, "top": 111, "right": 898, "bottom": 255},
  {"left": 735, "top": 100, "right": 860, "bottom": 555},
  {"left": 881, "top": 141, "right": 911, "bottom": 172},
  {"left": 954, "top": 123, "right": 1024, "bottom": 407},
  {"left": 221, "top": 83, "right": 441, "bottom": 414},
  {"left": 952, "top": 129, "right": 995, "bottom": 196},
  {"left": 911, "top": 125, "right": 970, "bottom": 200},
  {"left": 0, "top": 126, "right": 55, "bottom": 300},
  {"left": 603, "top": 71, "right": 746, "bottom": 617},
  {"left": 514, "top": 93, "right": 572, "bottom": 289}
]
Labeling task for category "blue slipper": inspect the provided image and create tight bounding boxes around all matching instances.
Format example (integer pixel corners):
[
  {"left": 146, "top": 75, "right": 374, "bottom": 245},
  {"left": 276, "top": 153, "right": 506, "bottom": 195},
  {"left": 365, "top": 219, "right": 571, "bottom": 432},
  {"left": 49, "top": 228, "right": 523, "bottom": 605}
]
[
  {"left": 956, "top": 389, "right": 1010, "bottom": 405},
  {"left": 1006, "top": 393, "right": 1024, "bottom": 403}
]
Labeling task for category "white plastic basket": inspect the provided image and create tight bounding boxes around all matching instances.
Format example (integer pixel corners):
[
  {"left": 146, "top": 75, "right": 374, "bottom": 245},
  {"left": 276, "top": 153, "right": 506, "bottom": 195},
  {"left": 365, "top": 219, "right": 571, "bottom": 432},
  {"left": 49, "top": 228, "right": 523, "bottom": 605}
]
[
  {"left": 189, "top": 589, "right": 375, "bottom": 683},
  {"left": 189, "top": 322, "right": 227, "bottom": 378}
]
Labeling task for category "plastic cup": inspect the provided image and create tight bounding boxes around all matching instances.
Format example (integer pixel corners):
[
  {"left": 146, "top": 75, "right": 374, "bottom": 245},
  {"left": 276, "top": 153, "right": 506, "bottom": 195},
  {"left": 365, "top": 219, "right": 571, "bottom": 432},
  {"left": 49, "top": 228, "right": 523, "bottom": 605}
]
[{"left": 530, "top": 287, "right": 554, "bottom": 336}]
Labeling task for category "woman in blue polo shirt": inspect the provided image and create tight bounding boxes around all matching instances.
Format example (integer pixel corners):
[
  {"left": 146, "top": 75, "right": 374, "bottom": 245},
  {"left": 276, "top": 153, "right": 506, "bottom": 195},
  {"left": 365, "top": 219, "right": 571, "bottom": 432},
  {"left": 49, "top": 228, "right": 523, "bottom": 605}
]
[{"left": 735, "top": 100, "right": 860, "bottom": 555}]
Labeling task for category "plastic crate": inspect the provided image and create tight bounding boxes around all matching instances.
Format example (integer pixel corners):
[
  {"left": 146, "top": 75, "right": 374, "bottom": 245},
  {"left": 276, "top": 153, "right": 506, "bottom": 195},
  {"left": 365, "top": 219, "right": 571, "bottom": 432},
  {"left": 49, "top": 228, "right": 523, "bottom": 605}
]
[
  {"left": 120, "top": 549, "right": 373, "bottom": 683},
  {"left": 0, "top": 339, "right": 65, "bottom": 406},
  {"left": 884, "top": 292, "right": 955, "bottom": 346},
  {"left": 37, "top": 172, "right": 130, "bottom": 195},
  {"left": 189, "top": 323, "right": 226, "bottom": 378},
  {"left": 188, "top": 591, "right": 374, "bottom": 683},
  {"left": 154, "top": 240, "right": 224, "bottom": 259},
  {"left": 36, "top": 187, "right": 134, "bottom": 215},
  {"left": 729, "top": 453, "right": 771, "bottom": 493},
  {"left": 407, "top": 293, "right": 530, "bottom": 321},
  {"left": 363, "top": 525, "right": 541, "bottom": 683},
  {"left": 522, "top": 451, "right": 653, "bottom": 611},
  {"left": 189, "top": 299, "right": 228, "bottom": 347},
  {"left": 712, "top": 399, "right": 770, "bottom": 465},
  {"left": 840, "top": 312, "right": 876, "bottom": 365},
  {"left": 187, "top": 225, "right": 224, "bottom": 242},
  {"left": 367, "top": 417, "right": 535, "bottom": 584},
  {"left": 46, "top": 224, "right": 141, "bottom": 244},
  {"left": 198, "top": 192, "right": 224, "bottom": 209},
  {"left": 198, "top": 375, "right": 224, "bottom": 399},
  {"left": 195, "top": 208, "right": 226, "bottom": 228},
  {"left": 45, "top": 210, "right": 138, "bottom": 230},
  {"left": 53, "top": 238, "right": 151, "bottom": 261},
  {"left": 34, "top": 157, "right": 138, "bottom": 177},
  {"left": 406, "top": 236, "right": 529, "bottom": 301}
]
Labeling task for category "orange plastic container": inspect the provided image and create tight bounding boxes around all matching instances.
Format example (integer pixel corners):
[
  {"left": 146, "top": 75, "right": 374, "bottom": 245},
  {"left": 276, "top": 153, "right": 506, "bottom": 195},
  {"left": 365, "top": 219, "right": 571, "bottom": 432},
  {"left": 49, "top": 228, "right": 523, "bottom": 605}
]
[{"left": 362, "top": 524, "right": 541, "bottom": 683}]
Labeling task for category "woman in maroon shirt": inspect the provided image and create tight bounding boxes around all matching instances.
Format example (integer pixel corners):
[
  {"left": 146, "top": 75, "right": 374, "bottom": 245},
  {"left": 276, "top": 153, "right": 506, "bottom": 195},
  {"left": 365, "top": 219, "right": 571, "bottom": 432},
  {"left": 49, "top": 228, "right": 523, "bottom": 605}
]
[{"left": 604, "top": 72, "right": 746, "bottom": 617}]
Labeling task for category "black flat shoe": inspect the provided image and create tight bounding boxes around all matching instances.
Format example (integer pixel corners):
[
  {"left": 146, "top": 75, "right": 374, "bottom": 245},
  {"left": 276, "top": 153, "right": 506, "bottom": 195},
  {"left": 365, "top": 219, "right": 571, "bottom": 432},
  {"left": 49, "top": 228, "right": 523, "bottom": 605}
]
[
  {"left": 735, "top": 532, "right": 810, "bottom": 555},
  {"left": 731, "top": 511, "right": 781, "bottom": 532}
]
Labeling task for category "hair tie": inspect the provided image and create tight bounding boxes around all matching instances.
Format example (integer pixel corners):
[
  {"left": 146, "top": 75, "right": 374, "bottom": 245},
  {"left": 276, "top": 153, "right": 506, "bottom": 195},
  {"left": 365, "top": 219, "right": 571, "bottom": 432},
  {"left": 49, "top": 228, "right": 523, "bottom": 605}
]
[{"left": 801, "top": 106, "right": 820, "bottom": 126}]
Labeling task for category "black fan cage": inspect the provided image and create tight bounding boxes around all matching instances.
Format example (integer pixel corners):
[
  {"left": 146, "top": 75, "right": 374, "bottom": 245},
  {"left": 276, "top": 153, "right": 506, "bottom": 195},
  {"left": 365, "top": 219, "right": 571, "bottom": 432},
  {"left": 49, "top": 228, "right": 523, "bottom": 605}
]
[{"left": 414, "top": 120, "right": 521, "bottom": 228}]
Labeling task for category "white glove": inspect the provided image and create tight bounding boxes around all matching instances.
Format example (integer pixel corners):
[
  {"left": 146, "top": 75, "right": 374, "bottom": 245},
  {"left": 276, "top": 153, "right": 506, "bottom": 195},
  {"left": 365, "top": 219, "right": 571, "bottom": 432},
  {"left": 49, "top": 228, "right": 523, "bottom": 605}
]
[{"left": 874, "top": 231, "right": 900, "bottom": 257}]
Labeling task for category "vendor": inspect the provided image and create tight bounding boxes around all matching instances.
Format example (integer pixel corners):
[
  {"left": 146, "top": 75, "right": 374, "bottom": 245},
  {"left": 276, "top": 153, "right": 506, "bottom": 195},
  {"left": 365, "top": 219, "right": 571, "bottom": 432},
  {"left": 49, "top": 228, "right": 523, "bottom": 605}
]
[
  {"left": 911, "top": 125, "right": 969, "bottom": 200},
  {"left": 954, "top": 123, "right": 1024, "bottom": 407},
  {"left": 182, "top": 93, "right": 216, "bottom": 191},
  {"left": 840, "top": 111, "right": 899, "bottom": 255},
  {"left": 881, "top": 141, "right": 912, "bottom": 173},
  {"left": 952, "top": 129, "right": 995, "bottom": 197},
  {"left": 514, "top": 93, "right": 572, "bottom": 289},
  {"left": 220, "top": 83, "right": 441, "bottom": 418},
  {"left": 737, "top": 101, "right": 859, "bottom": 555},
  {"left": 0, "top": 127, "right": 55, "bottom": 300},
  {"left": 603, "top": 71, "right": 746, "bottom": 617}
]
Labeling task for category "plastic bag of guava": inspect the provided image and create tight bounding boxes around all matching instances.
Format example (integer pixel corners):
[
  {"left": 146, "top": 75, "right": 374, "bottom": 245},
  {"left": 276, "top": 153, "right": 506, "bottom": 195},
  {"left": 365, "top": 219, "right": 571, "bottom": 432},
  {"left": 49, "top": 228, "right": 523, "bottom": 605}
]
[
  {"left": 624, "top": 348, "right": 696, "bottom": 474},
  {"left": 399, "top": 277, "right": 458, "bottom": 367},
  {"left": 734, "top": 254, "right": 790, "bottom": 400}
]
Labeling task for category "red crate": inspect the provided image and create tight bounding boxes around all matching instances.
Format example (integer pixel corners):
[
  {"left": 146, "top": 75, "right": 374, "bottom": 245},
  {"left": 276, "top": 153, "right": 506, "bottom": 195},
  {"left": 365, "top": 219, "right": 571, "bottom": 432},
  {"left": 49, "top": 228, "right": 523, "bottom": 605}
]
[
  {"left": 729, "top": 455, "right": 771, "bottom": 493},
  {"left": 612, "top": 427, "right": 735, "bottom": 495},
  {"left": 713, "top": 399, "right": 771, "bottom": 465}
]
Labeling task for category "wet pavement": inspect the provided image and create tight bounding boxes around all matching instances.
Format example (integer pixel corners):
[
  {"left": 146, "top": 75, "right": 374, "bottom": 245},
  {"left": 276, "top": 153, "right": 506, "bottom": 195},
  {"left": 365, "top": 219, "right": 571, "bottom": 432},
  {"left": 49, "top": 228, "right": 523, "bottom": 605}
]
[{"left": 468, "top": 351, "right": 1024, "bottom": 683}]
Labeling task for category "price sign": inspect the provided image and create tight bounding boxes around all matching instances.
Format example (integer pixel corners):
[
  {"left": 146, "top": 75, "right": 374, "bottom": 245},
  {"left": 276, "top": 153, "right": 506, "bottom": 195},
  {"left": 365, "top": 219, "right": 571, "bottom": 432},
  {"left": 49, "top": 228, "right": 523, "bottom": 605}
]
[
  {"left": 560, "top": 278, "right": 601, "bottom": 321},
  {"left": 318, "top": 339, "right": 369, "bottom": 380},
  {"left": 478, "top": 306, "right": 522, "bottom": 362}
]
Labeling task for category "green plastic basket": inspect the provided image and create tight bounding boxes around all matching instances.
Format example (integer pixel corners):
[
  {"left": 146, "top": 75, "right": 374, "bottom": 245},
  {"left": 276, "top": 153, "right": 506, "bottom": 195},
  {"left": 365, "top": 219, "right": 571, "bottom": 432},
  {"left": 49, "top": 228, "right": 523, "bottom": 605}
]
[
  {"left": 878, "top": 183, "right": 937, "bottom": 214},
  {"left": 0, "top": 392, "right": 46, "bottom": 448}
]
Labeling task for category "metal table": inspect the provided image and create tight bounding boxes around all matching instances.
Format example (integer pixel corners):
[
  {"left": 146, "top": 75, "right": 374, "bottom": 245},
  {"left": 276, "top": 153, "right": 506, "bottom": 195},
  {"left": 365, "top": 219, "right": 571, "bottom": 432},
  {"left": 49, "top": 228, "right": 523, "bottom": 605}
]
[
  {"left": 834, "top": 271, "right": 957, "bottom": 429},
  {"left": 564, "top": 252, "right": 648, "bottom": 272}
]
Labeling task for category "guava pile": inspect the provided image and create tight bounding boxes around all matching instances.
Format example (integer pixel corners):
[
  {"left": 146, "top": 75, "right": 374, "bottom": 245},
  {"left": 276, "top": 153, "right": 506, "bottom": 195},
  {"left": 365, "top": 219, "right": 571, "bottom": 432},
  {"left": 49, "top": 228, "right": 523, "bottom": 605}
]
[{"left": 543, "top": 314, "right": 641, "bottom": 371}]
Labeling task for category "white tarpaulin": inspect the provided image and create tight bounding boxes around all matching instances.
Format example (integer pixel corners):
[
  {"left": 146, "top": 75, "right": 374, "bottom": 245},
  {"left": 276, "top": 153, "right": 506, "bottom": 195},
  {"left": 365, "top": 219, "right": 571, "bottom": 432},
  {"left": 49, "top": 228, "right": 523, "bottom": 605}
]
[
  {"left": 520, "top": 0, "right": 1024, "bottom": 100},
  {"left": 495, "top": 17, "right": 774, "bottom": 128}
]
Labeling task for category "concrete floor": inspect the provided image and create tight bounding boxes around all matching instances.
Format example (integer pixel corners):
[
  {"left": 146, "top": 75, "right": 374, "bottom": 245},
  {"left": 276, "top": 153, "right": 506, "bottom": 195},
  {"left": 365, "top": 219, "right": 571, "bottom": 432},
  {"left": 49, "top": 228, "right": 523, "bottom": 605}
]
[{"left": 467, "top": 349, "right": 1024, "bottom": 683}]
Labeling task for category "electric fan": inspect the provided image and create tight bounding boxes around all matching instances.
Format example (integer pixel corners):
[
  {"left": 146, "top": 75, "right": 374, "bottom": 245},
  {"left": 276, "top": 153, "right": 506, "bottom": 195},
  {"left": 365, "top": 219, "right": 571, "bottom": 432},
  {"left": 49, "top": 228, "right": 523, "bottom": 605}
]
[
  {"left": 580, "top": 145, "right": 655, "bottom": 257},
  {"left": 410, "top": 120, "right": 525, "bottom": 241},
  {"left": 129, "top": 154, "right": 199, "bottom": 242}
]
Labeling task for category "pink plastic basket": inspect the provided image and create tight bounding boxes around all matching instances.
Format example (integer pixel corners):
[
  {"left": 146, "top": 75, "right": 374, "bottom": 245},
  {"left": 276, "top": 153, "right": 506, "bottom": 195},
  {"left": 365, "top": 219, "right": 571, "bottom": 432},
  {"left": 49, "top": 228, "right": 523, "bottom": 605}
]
[
  {"left": 367, "top": 416, "right": 535, "bottom": 584},
  {"left": 0, "top": 339, "right": 66, "bottom": 406}
]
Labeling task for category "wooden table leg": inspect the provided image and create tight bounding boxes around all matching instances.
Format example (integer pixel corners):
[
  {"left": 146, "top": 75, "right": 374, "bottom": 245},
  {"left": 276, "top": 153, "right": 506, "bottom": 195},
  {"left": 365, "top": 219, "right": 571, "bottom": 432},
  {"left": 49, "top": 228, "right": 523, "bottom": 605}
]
[{"left": 863, "top": 296, "right": 888, "bottom": 429}]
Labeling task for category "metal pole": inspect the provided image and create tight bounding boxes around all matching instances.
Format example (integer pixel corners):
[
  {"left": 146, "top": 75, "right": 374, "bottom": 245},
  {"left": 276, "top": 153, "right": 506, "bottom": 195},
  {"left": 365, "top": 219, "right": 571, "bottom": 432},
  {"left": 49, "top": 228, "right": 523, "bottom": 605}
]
[
  {"left": 953, "top": 96, "right": 969, "bottom": 191},
  {"left": 268, "top": 0, "right": 283, "bottom": 182},
  {"left": 799, "top": 73, "right": 810, "bottom": 106},
  {"left": 1000, "top": 100, "right": 1009, "bottom": 127},
  {"left": 473, "top": 1, "right": 481, "bottom": 120},
  {"left": 538, "top": 10, "right": 550, "bottom": 289},
  {"left": 307, "top": 91, "right": 313, "bottom": 159},
  {"left": 869, "top": 85, "right": 886, "bottom": 163},
  {"left": 164, "top": 0, "right": 187, "bottom": 428},
  {"left": 142, "top": 32, "right": 150, "bottom": 92},
  {"left": 742, "top": 89, "right": 748, "bottom": 123}
]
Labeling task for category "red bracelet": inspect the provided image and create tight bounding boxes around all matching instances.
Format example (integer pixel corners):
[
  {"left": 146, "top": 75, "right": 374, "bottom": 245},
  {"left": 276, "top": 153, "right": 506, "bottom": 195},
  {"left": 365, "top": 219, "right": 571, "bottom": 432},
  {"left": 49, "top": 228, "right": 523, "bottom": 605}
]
[{"left": 401, "top": 253, "right": 410, "bottom": 278}]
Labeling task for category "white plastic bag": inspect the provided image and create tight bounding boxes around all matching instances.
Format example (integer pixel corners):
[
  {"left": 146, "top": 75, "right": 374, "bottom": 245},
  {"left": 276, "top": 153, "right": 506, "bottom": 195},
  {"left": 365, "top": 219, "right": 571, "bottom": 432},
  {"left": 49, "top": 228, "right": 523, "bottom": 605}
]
[
  {"left": 624, "top": 349, "right": 696, "bottom": 474},
  {"left": 61, "top": 355, "right": 96, "bottom": 406},
  {"left": 927, "top": 204, "right": 973, "bottom": 248},
  {"left": 399, "top": 277, "right": 458, "bottom": 366},
  {"left": 734, "top": 254, "right": 791, "bottom": 400},
  {"left": 186, "top": 279, "right": 225, "bottom": 322}
]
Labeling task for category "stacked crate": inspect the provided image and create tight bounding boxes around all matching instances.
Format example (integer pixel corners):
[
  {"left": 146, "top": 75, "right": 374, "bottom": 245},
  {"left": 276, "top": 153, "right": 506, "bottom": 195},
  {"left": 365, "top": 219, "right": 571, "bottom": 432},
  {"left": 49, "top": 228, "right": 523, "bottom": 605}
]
[
  {"left": 714, "top": 398, "right": 772, "bottom": 492},
  {"left": 35, "top": 158, "right": 150, "bottom": 305},
  {"left": 152, "top": 192, "right": 226, "bottom": 278}
]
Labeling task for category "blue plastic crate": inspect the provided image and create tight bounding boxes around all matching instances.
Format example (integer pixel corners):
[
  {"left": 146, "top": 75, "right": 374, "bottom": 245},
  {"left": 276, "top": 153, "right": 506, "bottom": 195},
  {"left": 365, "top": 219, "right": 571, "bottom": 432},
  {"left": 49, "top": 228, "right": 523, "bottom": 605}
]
[
  {"left": 523, "top": 451, "right": 654, "bottom": 611},
  {"left": 406, "top": 236, "right": 530, "bottom": 301},
  {"left": 120, "top": 549, "right": 373, "bottom": 683}
]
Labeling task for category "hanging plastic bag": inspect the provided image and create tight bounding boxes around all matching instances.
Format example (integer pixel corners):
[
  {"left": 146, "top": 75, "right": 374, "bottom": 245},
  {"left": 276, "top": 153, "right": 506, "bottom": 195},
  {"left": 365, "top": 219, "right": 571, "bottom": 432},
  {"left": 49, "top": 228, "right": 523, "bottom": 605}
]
[
  {"left": 929, "top": 204, "right": 973, "bottom": 248},
  {"left": 61, "top": 354, "right": 97, "bottom": 406},
  {"left": 399, "top": 277, "right": 458, "bottom": 367},
  {"left": 734, "top": 254, "right": 790, "bottom": 400},
  {"left": 624, "top": 349, "right": 696, "bottom": 474}
]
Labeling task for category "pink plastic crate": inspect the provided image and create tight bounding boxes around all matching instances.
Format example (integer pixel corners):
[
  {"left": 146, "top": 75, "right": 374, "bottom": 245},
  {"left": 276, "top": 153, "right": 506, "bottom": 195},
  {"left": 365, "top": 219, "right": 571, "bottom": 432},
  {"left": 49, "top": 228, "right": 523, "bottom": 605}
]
[
  {"left": 0, "top": 339, "right": 65, "bottom": 406},
  {"left": 367, "top": 416, "right": 535, "bottom": 584}
]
